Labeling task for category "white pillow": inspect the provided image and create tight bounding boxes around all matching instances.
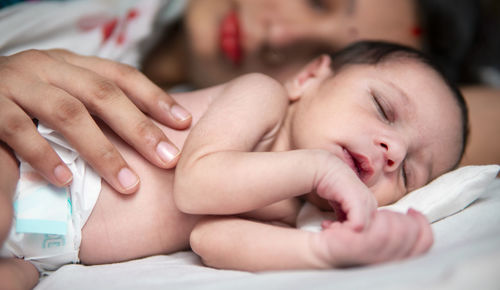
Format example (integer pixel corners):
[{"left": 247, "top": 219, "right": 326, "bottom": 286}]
[{"left": 381, "top": 165, "right": 499, "bottom": 222}]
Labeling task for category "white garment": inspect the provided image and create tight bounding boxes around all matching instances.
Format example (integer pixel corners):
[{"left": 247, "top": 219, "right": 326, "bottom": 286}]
[
  {"left": 0, "top": 124, "right": 101, "bottom": 274},
  {"left": 0, "top": 0, "right": 186, "bottom": 68}
]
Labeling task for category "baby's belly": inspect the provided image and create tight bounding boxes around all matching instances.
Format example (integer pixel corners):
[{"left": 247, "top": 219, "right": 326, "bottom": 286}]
[
  {"left": 78, "top": 129, "right": 199, "bottom": 265},
  {"left": 79, "top": 178, "right": 199, "bottom": 265}
]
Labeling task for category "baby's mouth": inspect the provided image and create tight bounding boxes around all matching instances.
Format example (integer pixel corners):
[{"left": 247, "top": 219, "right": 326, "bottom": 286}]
[{"left": 342, "top": 148, "right": 373, "bottom": 184}]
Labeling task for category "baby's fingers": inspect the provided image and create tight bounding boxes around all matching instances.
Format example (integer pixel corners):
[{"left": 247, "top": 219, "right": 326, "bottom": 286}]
[
  {"left": 407, "top": 208, "right": 434, "bottom": 256},
  {"left": 333, "top": 182, "right": 377, "bottom": 232},
  {"left": 375, "top": 210, "right": 419, "bottom": 260},
  {"left": 318, "top": 159, "right": 378, "bottom": 232}
]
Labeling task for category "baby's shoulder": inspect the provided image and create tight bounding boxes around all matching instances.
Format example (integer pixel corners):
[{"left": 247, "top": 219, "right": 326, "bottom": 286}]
[
  {"left": 229, "top": 72, "right": 285, "bottom": 90},
  {"left": 222, "top": 73, "right": 289, "bottom": 106}
]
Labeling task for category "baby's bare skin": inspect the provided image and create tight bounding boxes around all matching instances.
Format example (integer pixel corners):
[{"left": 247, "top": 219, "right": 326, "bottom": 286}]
[
  {"left": 78, "top": 60, "right": 443, "bottom": 267},
  {"left": 0, "top": 50, "right": 456, "bottom": 285},
  {"left": 79, "top": 87, "right": 217, "bottom": 264}
]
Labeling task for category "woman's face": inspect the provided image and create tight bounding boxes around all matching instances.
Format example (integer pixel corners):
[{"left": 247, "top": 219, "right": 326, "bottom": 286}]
[{"left": 184, "top": 0, "right": 421, "bottom": 87}]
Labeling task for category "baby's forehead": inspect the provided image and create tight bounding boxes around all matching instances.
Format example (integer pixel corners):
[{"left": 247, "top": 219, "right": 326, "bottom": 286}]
[{"left": 328, "top": 57, "right": 438, "bottom": 86}]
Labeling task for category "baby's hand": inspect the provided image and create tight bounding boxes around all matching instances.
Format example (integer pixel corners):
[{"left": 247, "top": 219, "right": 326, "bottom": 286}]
[
  {"left": 315, "top": 156, "right": 377, "bottom": 231},
  {"left": 316, "top": 209, "right": 433, "bottom": 267}
]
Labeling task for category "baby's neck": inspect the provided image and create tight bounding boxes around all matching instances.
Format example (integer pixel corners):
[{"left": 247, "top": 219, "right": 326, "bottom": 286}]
[{"left": 270, "top": 105, "right": 295, "bottom": 152}]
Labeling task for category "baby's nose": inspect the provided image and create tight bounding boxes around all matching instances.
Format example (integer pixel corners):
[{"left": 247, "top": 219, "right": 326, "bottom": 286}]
[{"left": 379, "top": 139, "right": 406, "bottom": 172}]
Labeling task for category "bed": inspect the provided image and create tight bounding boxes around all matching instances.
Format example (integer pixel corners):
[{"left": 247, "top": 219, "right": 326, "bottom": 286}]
[
  {"left": 33, "top": 165, "right": 500, "bottom": 290},
  {"left": 1, "top": 1, "right": 499, "bottom": 288}
]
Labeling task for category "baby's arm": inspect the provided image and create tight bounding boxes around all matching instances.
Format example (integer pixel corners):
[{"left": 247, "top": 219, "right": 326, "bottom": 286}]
[
  {"left": 190, "top": 210, "right": 433, "bottom": 271},
  {"left": 174, "top": 74, "right": 376, "bottom": 230}
]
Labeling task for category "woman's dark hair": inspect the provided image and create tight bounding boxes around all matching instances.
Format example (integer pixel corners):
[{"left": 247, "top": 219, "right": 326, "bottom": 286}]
[
  {"left": 417, "top": 0, "right": 500, "bottom": 86},
  {"left": 328, "top": 41, "right": 469, "bottom": 167},
  {"left": 417, "top": 0, "right": 480, "bottom": 84}
]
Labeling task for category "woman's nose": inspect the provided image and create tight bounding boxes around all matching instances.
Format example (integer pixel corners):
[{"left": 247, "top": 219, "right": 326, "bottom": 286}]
[
  {"left": 266, "top": 17, "right": 310, "bottom": 47},
  {"left": 259, "top": 3, "right": 328, "bottom": 48}
]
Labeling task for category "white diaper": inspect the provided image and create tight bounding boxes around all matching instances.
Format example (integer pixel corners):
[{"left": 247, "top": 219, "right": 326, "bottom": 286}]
[{"left": 0, "top": 124, "right": 101, "bottom": 274}]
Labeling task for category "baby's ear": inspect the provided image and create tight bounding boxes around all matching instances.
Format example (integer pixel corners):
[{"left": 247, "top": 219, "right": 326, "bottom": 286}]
[{"left": 285, "top": 54, "right": 333, "bottom": 101}]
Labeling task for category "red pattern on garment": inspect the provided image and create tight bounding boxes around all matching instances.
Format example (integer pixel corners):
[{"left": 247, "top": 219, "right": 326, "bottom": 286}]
[
  {"left": 102, "top": 18, "right": 118, "bottom": 42},
  {"left": 117, "top": 8, "right": 140, "bottom": 45},
  {"left": 76, "top": 8, "right": 139, "bottom": 45}
]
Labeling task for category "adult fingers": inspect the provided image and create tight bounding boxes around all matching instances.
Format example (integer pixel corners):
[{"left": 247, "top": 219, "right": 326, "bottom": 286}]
[
  {"left": 0, "top": 95, "right": 72, "bottom": 187},
  {"left": 1, "top": 50, "right": 143, "bottom": 193},
  {"left": 0, "top": 142, "right": 20, "bottom": 196},
  {"left": 50, "top": 49, "right": 192, "bottom": 129},
  {"left": 0, "top": 142, "right": 17, "bottom": 244},
  {"left": 43, "top": 50, "right": 182, "bottom": 170},
  {"left": 8, "top": 80, "right": 140, "bottom": 194}
]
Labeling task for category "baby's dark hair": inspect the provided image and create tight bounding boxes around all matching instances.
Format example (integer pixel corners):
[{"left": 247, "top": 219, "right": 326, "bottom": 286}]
[{"left": 328, "top": 41, "right": 469, "bottom": 167}]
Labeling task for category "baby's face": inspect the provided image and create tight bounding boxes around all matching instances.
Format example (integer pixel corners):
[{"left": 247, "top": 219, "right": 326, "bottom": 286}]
[{"left": 289, "top": 59, "right": 463, "bottom": 207}]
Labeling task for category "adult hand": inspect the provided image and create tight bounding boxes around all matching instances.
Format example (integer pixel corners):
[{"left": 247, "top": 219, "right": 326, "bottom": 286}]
[
  {"left": 0, "top": 142, "right": 18, "bottom": 244},
  {"left": 0, "top": 49, "right": 192, "bottom": 194}
]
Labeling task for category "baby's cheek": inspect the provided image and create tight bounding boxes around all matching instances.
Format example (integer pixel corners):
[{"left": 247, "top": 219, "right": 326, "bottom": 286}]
[{"left": 370, "top": 183, "right": 401, "bottom": 207}]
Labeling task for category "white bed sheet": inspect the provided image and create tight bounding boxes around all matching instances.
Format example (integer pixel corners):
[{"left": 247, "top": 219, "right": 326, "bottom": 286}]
[{"left": 35, "top": 169, "right": 500, "bottom": 290}]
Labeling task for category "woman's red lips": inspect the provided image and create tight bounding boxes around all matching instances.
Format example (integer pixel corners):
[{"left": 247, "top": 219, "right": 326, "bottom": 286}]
[{"left": 220, "top": 11, "right": 242, "bottom": 66}]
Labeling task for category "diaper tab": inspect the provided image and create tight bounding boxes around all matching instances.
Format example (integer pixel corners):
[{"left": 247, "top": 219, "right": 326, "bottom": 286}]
[
  {"left": 1, "top": 123, "right": 101, "bottom": 273},
  {"left": 15, "top": 163, "right": 71, "bottom": 236}
]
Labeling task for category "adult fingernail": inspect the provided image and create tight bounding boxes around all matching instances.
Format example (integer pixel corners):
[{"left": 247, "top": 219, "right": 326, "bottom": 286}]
[
  {"left": 118, "top": 167, "right": 139, "bottom": 190},
  {"left": 156, "top": 141, "right": 179, "bottom": 164},
  {"left": 54, "top": 164, "right": 73, "bottom": 186},
  {"left": 170, "top": 104, "right": 191, "bottom": 121}
]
